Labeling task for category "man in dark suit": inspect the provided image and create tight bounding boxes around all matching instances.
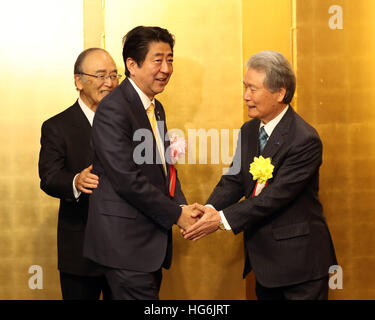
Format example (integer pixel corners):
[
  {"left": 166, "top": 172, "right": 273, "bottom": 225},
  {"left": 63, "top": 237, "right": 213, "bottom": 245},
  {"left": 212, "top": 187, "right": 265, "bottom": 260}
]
[
  {"left": 83, "top": 26, "right": 198, "bottom": 300},
  {"left": 184, "top": 51, "right": 337, "bottom": 300},
  {"left": 38, "top": 48, "right": 120, "bottom": 299}
]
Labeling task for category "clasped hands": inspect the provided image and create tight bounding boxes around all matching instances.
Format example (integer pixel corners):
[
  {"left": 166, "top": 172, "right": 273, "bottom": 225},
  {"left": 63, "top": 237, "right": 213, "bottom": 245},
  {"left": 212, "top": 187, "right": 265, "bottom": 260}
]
[
  {"left": 76, "top": 165, "right": 221, "bottom": 241},
  {"left": 177, "top": 204, "right": 222, "bottom": 241}
]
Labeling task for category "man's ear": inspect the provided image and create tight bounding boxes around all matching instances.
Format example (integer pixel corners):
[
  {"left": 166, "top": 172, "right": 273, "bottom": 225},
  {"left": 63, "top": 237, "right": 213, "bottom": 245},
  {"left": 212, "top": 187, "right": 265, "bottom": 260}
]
[
  {"left": 126, "top": 57, "right": 138, "bottom": 77},
  {"left": 74, "top": 74, "right": 83, "bottom": 91},
  {"left": 277, "top": 87, "right": 287, "bottom": 103}
]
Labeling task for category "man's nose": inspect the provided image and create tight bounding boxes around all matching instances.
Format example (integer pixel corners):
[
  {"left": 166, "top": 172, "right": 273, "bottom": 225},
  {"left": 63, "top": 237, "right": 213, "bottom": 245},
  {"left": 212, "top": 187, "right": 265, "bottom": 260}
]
[
  {"left": 160, "top": 60, "right": 171, "bottom": 73},
  {"left": 103, "top": 76, "right": 115, "bottom": 86},
  {"left": 243, "top": 88, "right": 251, "bottom": 100}
]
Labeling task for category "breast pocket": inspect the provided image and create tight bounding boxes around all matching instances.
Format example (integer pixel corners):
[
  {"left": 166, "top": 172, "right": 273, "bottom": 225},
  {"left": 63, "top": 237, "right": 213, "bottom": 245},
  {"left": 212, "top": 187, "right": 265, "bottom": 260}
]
[{"left": 99, "top": 200, "right": 138, "bottom": 219}]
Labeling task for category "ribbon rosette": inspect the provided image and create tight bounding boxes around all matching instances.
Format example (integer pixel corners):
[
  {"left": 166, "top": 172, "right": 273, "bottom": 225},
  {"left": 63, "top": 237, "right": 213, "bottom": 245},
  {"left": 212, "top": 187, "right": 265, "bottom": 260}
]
[
  {"left": 249, "top": 156, "right": 274, "bottom": 196},
  {"left": 249, "top": 156, "right": 274, "bottom": 184},
  {"left": 168, "top": 135, "right": 186, "bottom": 197}
]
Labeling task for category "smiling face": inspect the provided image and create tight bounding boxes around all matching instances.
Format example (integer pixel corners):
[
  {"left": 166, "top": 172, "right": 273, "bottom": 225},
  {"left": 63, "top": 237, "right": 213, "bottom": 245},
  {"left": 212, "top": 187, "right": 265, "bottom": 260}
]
[
  {"left": 126, "top": 41, "right": 173, "bottom": 100},
  {"left": 243, "top": 67, "right": 287, "bottom": 124},
  {"left": 74, "top": 50, "right": 118, "bottom": 111}
]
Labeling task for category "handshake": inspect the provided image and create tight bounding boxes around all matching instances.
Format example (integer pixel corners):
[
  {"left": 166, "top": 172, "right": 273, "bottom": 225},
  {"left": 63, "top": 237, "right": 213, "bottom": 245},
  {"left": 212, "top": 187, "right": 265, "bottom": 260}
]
[{"left": 177, "top": 203, "right": 222, "bottom": 241}]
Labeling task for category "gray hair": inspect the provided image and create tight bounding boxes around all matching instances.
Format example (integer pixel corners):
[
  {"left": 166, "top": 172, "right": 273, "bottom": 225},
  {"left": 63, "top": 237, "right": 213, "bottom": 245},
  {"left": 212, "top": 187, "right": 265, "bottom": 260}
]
[{"left": 246, "top": 50, "right": 296, "bottom": 104}]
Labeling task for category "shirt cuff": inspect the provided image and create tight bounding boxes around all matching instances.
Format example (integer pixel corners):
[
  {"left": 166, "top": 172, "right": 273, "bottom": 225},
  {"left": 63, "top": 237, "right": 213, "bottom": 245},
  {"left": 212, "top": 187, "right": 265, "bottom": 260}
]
[
  {"left": 206, "top": 204, "right": 231, "bottom": 230},
  {"left": 72, "top": 174, "right": 81, "bottom": 200},
  {"left": 219, "top": 211, "right": 232, "bottom": 230}
]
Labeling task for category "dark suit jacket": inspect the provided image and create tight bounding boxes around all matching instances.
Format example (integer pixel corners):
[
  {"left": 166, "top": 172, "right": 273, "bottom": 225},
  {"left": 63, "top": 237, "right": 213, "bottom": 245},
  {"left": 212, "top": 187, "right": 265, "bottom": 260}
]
[
  {"left": 83, "top": 78, "right": 186, "bottom": 272},
  {"left": 207, "top": 107, "right": 337, "bottom": 288},
  {"left": 38, "top": 101, "right": 103, "bottom": 276}
]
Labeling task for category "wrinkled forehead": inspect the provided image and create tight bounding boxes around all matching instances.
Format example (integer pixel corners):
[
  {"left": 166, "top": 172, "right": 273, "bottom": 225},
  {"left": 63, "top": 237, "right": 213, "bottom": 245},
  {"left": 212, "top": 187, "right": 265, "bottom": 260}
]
[{"left": 82, "top": 50, "right": 117, "bottom": 73}]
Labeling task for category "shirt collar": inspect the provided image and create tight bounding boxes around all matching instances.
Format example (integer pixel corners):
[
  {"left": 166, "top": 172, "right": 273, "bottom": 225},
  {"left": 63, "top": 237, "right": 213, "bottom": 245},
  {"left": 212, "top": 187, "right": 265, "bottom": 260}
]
[
  {"left": 128, "top": 77, "right": 155, "bottom": 110},
  {"left": 260, "top": 105, "right": 289, "bottom": 137},
  {"left": 78, "top": 97, "right": 95, "bottom": 126}
]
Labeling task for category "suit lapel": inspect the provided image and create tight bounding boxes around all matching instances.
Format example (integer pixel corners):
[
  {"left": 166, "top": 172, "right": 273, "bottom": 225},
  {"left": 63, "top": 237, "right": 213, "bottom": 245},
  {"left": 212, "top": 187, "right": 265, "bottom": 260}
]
[
  {"left": 68, "top": 101, "right": 93, "bottom": 164},
  {"left": 154, "top": 102, "right": 169, "bottom": 153},
  {"left": 154, "top": 100, "right": 169, "bottom": 179},
  {"left": 121, "top": 78, "right": 151, "bottom": 130},
  {"left": 244, "top": 120, "right": 261, "bottom": 198},
  {"left": 70, "top": 100, "right": 92, "bottom": 132},
  {"left": 155, "top": 101, "right": 171, "bottom": 177},
  {"left": 121, "top": 78, "right": 167, "bottom": 179},
  {"left": 245, "top": 107, "right": 294, "bottom": 197},
  {"left": 261, "top": 107, "right": 293, "bottom": 160}
]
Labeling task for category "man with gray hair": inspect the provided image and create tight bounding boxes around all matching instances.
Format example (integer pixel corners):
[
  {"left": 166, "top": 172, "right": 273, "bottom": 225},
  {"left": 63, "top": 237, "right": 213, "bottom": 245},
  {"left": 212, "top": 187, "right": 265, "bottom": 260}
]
[
  {"left": 39, "top": 48, "right": 120, "bottom": 299},
  {"left": 184, "top": 50, "right": 337, "bottom": 300}
]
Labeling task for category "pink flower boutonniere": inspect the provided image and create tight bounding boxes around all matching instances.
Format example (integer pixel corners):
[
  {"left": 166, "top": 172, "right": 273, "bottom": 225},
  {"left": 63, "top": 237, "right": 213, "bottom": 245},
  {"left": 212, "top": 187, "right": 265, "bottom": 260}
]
[{"left": 170, "top": 135, "right": 186, "bottom": 164}]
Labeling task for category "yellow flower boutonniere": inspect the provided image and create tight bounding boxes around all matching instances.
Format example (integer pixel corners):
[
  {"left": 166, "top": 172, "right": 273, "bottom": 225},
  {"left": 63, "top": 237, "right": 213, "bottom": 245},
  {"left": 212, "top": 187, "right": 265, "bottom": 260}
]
[{"left": 249, "top": 156, "right": 274, "bottom": 184}]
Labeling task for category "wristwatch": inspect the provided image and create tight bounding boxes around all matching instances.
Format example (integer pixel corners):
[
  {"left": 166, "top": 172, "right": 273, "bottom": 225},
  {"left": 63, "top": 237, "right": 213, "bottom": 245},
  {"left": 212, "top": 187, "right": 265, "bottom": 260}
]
[{"left": 218, "top": 219, "right": 226, "bottom": 231}]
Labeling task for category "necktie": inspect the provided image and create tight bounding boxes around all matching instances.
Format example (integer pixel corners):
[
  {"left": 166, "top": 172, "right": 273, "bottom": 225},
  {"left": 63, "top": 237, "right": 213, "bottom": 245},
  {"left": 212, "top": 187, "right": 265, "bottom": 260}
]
[
  {"left": 259, "top": 126, "right": 268, "bottom": 154},
  {"left": 147, "top": 103, "right": 167, "bottom": 175}
]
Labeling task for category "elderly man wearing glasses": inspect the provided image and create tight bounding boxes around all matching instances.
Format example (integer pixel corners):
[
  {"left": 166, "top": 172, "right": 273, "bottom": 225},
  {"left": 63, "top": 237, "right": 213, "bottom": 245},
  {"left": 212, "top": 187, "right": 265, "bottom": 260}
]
[{"left": 38, "top": 48, "right": 120, "bottom": 300}]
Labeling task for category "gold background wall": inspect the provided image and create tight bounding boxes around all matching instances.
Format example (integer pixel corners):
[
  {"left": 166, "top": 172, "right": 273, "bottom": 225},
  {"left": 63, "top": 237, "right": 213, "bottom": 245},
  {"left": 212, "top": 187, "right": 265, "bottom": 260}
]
[
  {"left": 0, "top": 0, "right": 83, "bottom": 299},
  {"left": 296, "top": 0, "right": 375, "bottom": 299},
  {"left": 0, "top": 0, "right": 373, "bottom": 299}
]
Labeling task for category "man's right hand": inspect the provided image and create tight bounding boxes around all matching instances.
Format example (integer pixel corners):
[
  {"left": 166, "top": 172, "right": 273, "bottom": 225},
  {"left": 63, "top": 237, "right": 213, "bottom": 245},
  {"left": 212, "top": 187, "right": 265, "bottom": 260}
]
[
  {"left": 177, "top": 204, "right": 204, "bottom": 231},
  {"left": 75, "top": 164, "right": 99, "bottom": 194}
]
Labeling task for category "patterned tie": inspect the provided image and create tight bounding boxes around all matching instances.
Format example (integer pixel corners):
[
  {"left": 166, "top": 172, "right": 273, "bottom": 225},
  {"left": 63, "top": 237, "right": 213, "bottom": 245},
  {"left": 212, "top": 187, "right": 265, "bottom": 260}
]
[
  {"left": 259, "top": 126, "right": 268, "bottom": 154},
  {"left": 147, "top": 103, "right": 167, "bottom": 175}
]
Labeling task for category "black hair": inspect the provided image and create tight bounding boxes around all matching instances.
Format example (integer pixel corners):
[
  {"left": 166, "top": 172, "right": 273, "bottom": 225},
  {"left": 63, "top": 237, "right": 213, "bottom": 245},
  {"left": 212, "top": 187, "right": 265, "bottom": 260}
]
[{"left": 122, "top": 26, "right": 175, "bottom": 77}]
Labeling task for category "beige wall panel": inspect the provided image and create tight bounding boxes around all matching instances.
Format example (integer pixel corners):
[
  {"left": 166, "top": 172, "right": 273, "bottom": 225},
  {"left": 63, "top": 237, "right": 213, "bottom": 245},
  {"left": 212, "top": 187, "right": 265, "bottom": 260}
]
[
  {"left": 242, "top": 0, "right": 293, "bottom": 120},
  {"left": 105, "top": 0, "right": 246, "bottom": 299},
  {"left": 83, "top": 0, "right": 105, "bottom": 48},
  {"left": 296, "top": 0, "right": 375, "bottom": 299},
  {"left": 0, "top": 0, "right": 83, "bottom": 299},
  {"left": 242, "top": 0, "right": 292, "bottom": 60},
  {"left": 241, "top": 0, "right": 292, "bottom": 298}
]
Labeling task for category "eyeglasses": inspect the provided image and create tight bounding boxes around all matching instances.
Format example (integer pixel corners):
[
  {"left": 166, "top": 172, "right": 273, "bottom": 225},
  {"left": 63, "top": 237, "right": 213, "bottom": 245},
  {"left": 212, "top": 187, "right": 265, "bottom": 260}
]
[{"left": 79, "top": 72, "right": 122, "bottom": 82}]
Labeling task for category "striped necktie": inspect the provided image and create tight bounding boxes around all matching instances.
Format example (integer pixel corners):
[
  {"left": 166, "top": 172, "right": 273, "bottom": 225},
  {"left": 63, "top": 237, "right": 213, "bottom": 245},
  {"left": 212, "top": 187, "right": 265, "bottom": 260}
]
[{"left": 259, "top": 126, "right": 268, "bottom": 154}]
